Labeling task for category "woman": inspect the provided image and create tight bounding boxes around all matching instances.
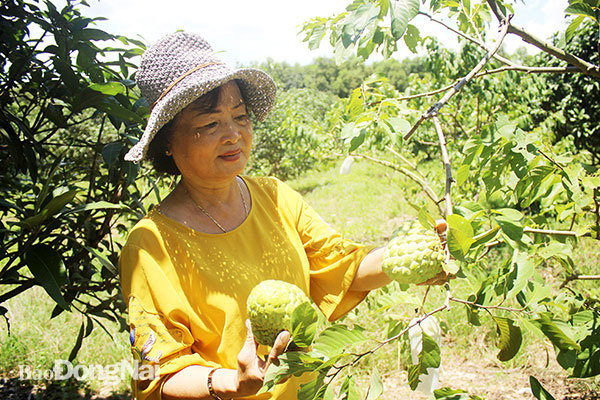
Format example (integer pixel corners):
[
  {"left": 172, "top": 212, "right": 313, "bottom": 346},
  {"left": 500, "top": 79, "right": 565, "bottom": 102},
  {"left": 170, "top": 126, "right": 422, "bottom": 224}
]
[{"left": 120, "top": 32, "right": 439, "bottom": 400}]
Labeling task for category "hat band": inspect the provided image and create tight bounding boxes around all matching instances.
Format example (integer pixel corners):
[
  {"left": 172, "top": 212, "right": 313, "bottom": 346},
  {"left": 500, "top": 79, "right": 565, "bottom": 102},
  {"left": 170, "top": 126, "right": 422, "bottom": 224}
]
[{"left": 151, "top": 61, "right": 224, "bottom": 109}]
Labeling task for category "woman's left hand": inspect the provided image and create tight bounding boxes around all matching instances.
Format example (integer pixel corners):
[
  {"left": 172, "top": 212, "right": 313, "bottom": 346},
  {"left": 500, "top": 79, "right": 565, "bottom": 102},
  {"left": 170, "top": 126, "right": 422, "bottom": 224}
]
[
  {"left": 418, "top": 219, "right": 453, "bottom": 286},
  {"left": 235, "top": 319, "right": 290, "bottom": 396}
]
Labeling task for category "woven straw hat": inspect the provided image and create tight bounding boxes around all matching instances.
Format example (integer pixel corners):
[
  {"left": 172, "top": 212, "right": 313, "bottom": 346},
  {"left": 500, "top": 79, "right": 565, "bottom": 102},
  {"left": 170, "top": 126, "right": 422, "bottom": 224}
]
[{"left": 124, "top": 32, "right": 277, "bottom": 162}]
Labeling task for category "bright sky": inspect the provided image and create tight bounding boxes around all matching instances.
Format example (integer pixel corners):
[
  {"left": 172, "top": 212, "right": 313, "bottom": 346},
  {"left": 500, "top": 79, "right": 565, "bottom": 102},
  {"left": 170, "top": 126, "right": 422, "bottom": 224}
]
[{"left": 80, "top": 0, "right": 570, "bottom": 65}]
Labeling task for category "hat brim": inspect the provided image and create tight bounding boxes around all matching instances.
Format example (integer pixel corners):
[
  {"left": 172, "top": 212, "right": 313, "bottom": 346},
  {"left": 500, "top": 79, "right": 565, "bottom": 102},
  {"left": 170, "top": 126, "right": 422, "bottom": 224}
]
[{"left": 124, "top": 65, "right": 276, "bottom": 162}]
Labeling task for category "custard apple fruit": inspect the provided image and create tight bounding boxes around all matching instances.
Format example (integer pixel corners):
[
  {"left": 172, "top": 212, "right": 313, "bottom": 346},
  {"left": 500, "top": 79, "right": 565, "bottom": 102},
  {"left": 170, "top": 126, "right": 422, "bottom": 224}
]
[
  {"left": 246, "top": 280, "right": 310, "bottom": 346},
  {"left": 382, "top": 227, "right": 446, "bottom": 285}
]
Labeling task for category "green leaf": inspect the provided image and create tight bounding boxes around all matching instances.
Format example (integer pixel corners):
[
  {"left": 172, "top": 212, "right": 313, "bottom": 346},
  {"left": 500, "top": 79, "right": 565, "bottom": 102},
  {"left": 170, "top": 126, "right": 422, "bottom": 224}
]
[
  {"left": 339, "top": 375, "right": 361, "bottom": 400},
  {"left": 418, "top": 206, "right": 436, "bottom": 230},
  {"left": 493, "top": 215, "right": 523, "bottom": 242},
  {"left": 493, "top": 316, "right": 522, "bottom": 361},
  {"left": 388, "top": 116, "right": 411, "bottom": 135},
  {"left": 389, "top": 0, "right": 420, "bottom": 39},
  {"left": 73, "top": 28, "right": 113, "bottom": 41},
  {"left": 534, "top": 313, "right": 581, "bottom": 352},
  {"left": 95, "top": 99, "right": 144, "bottom": 124},
  {"left": 403, "top": 24, "right": 421, "bottom": 53},
  {"left": 53, "top": 57, "right": 79, "bottom": 93},
  {"left": 565, "top": 15, "right": 586, "bottom": 42},
  {"left": 565, "top": 3, "right": 598, "bottom": 21},
  {"left": 21, "top": 190, "right": 79, "bottom": 228},
  {"left": 471, "top": 226, "right": 500, "bottom": 248},
  {"left": 506, "top": 250, "right": 535, "bottom": 300},
  {"left": 68, "top": 320, "right": 86, "bottom": 362},
  {"left": 61, "top": 201, "right": 125, "bottom": 216},
  {"left": 89, "top": 82, "right": 126, "bottom": 96},
  {"left": 102, "top": 142, "right": 124, "bottom": 168},
  {"left": 408, "top": 332, "right": 441, "bottom": 390},
  {"left": 456, "top": 164, "right": 470, "bottom": 186},
  {"left": 529, "top": 376, "right": 556, "bottom": 400},
  {"left": 298, "top": 372, "right": 328, "bottom": 400},
  {"left": 434, "top": 387, "right": 473, "bottom": 399},
  {"left": 446, "top": 214, "right": 474, "bottom": 261},
  {"left": 313, "top": 325, "right": 368, "bottom": 358},
  {"left": 348, "top": 130, "right": 366, "bottom": 152},
  {"left": 85, "top": 246, "right": 117, "bottom": 275},
  {"left": 494, "top": 208, "right": 523, "bottom": 221},
  {"left": 290, "top": 302, "right": 318, "bottom": 348},
  {"left": 365, "top": 367, "right": 383, "bottom": 400},
  {"left": 25, "top": 244, "right": 70, "bottom": 311},
  {"left": 260, "top": 352, "right": 324, "bottom": 394}
]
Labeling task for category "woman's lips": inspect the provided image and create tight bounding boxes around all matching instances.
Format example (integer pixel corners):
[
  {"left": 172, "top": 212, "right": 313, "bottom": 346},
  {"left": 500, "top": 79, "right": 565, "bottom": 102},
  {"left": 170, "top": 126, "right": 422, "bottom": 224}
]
[{"left": 219, "top": 150, "right": 242, "bottom": 161}]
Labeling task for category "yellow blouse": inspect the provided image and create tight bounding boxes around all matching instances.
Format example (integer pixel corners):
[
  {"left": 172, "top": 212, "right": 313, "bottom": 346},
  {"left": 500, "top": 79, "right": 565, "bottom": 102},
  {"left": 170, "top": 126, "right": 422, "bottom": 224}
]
[{"left": 119, "top": 176, "right": 373, "bottom": 399}]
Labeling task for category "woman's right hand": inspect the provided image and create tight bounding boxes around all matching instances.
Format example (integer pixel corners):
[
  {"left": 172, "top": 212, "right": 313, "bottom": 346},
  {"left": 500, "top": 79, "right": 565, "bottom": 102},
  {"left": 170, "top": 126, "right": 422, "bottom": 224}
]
[{"left": 234, "top": 319, "right": 290, "bottom": 397}]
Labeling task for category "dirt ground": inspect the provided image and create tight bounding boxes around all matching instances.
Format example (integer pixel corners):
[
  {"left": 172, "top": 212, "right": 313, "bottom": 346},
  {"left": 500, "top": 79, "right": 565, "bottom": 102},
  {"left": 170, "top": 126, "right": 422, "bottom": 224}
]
[{"left": 381, "top": 341, "right": 599, "bottom": 400}]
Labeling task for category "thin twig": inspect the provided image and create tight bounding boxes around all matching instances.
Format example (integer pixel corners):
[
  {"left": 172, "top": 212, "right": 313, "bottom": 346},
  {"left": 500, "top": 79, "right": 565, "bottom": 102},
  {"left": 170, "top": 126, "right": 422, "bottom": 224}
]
[
  {"left": 394, "top": 64, "right": 577, "bottom": 106},
  {"left": 561, "top": 274, "right": 600, "bottom": 288},
  {"left": 396, "top": 84, "right": 454, "bottom": 101},
  {"left": 449, "top": 296, "right": 531, "bottom": 314},
  {"left": 595, "top": 187, "right": 600, "bottom": 235},
  {"left": 487, "top": 0, "right": 600, "bottom": 77},
  {"left": 352, "top": 153, "right": 444, "bottom": 215},
  {"left": 385, "top": 145, "right": 427, "bottom": 181},
  {"left": 433, "top": 116, "right": 453, "bottom": 217},
  {"left": 523, "top": 227, "right": 591, "bottom": 237},
  {"left": 404, "top": 15, "right": 512, "bottom": 140},
  {"left": 417, "top": 11, "right": 515, "bottom": 66}
]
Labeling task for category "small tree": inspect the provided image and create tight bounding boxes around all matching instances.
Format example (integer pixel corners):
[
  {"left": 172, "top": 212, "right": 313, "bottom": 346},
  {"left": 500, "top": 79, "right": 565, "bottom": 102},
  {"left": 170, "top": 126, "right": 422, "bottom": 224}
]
[{"left": 0, "top": 0, "right": 152, "bottom": 359}]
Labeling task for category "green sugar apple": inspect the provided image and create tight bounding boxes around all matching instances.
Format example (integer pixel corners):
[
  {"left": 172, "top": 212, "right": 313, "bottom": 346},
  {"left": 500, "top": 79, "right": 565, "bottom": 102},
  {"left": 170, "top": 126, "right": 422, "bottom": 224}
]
[
  {"left": 246, "top": 280, "right": 310, "bottom": 346},
  {"left": 382, "top": 226, "right": 446, "bottom": 285}
]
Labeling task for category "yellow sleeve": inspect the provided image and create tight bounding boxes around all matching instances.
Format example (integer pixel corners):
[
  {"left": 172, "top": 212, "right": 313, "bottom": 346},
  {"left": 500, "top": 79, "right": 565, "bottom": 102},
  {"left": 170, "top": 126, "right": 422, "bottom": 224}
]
[
  {"left": 119, "top": 233, "right": 217, "bottom": 400},
  {"left": 277, "top": 179, "right": 375, "bottom": 321}
]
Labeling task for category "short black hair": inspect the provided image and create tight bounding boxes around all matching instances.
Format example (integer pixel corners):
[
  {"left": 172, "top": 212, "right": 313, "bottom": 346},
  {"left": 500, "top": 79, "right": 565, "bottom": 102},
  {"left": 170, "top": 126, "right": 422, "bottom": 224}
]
[{"left": 147, "top": 85, "right": 224, "bottom": 175}]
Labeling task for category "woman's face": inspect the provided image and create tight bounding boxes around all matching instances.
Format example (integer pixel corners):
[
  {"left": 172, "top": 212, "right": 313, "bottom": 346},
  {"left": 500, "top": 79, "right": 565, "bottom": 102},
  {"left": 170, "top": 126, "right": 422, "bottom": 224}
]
[{"left": 167, "top": 81, "right": 252, "bottom": 185}]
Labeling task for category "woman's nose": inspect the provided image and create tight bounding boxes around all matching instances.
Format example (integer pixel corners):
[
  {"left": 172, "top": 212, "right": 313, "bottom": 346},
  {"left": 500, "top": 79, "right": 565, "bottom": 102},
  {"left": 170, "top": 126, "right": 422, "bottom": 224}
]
[{"left": 221, "top": 120, "right": 242, "bottom": 144}]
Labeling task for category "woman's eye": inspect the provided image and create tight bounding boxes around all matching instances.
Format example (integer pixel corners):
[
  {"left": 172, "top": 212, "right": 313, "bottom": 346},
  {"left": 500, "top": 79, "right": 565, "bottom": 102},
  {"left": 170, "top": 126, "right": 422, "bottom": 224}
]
[
  {"left": 235, "top": 114, "right": 249, "bottom": 122},
  {"left": 198, "top": 122, "right": 217, "bottom": 130}
]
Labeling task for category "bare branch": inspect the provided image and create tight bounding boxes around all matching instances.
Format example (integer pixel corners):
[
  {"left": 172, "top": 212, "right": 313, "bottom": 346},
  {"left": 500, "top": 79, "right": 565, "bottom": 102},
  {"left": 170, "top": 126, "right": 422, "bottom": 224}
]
[
  {"left": 352, "top": 153, "right": 444, "bottom": 215},
  {"left": 450, "top": 296, "right": 532, "bottom": 314},
  {"left": 385, "top": 145, "right": 427, "bottom": 181},
  {"left": 475, "top": 65, "right": 580, "bottom": 77},
  {"left": 404, "top": 15, "right": 512, "bottom": 140},
  {"left": 433, "top": 116, "right": 453, "bottom": 218},
  {"left": 523, "top": 227, "right": 592, "bottom": 238},
  {"left": 417, "top": 11, "right": 516, "bottom": 67},
  {"left": 561, "top": 273, "right": 600, "bottom": 288},
  {"left": 487, "top": 0, "right": 600, "bottom": 77},
  {"left": 396, "top": 83, "right": 455, "bottom": 101}
]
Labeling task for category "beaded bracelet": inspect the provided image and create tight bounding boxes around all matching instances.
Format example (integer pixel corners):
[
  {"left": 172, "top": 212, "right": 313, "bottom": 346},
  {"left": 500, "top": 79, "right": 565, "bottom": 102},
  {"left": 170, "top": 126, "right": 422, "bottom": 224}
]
[{"left": 207, "top": 368, "right": 226, "bottom": 400}]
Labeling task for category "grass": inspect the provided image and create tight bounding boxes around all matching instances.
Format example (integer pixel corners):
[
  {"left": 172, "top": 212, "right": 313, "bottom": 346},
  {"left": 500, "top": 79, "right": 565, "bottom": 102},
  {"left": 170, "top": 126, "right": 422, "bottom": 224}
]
[
  {"left": 1, "top": 157, "right": 599, "bottom": 399},
  {"left": 0, "top": 285, "right": 132, "bottom": 395}
]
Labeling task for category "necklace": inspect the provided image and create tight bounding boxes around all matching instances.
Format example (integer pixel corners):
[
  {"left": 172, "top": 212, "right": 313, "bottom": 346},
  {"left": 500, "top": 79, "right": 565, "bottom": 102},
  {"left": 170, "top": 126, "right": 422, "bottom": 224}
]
[{"left": 184, "top": 178, "right": 249, "bottom": 233}]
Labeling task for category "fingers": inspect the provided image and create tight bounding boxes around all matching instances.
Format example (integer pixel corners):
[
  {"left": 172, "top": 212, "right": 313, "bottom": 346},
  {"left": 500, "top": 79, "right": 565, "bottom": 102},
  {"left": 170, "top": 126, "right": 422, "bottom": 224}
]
[
  {"left": 237, "top": 320, "right": 258, "bottom": 370},
  {"left": 264, "top": 330, "right": 290, "bottom": 370},
  {"left": 244, "top": 319, "right": 257, "bottom": 347},
  {"left": 435, "top": 219, "right": 448, "bottom": 237}
]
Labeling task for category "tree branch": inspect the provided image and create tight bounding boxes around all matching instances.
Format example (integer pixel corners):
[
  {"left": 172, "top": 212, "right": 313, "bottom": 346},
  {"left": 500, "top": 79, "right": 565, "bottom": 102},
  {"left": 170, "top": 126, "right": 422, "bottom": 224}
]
[
  {"left": 352, "top": 152, "right": 444, "bottom": 215},
  {"left": 417, "top": 11, "right": 516, "bottom": 67},
  {"left": 404, "top": 15, "right": 511, "bottom": 140},
  {"left": 449, "top": 296, "right": 531, "bottom": 314},
  {"left": 433, "top": 116, "right": 453, "bottom": 218},
  {"left": 561, "top": 274, "right": 600, "bottom": 288},
  {"left": 486, "top": 0, "right": 600, "bottom": 77}
]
